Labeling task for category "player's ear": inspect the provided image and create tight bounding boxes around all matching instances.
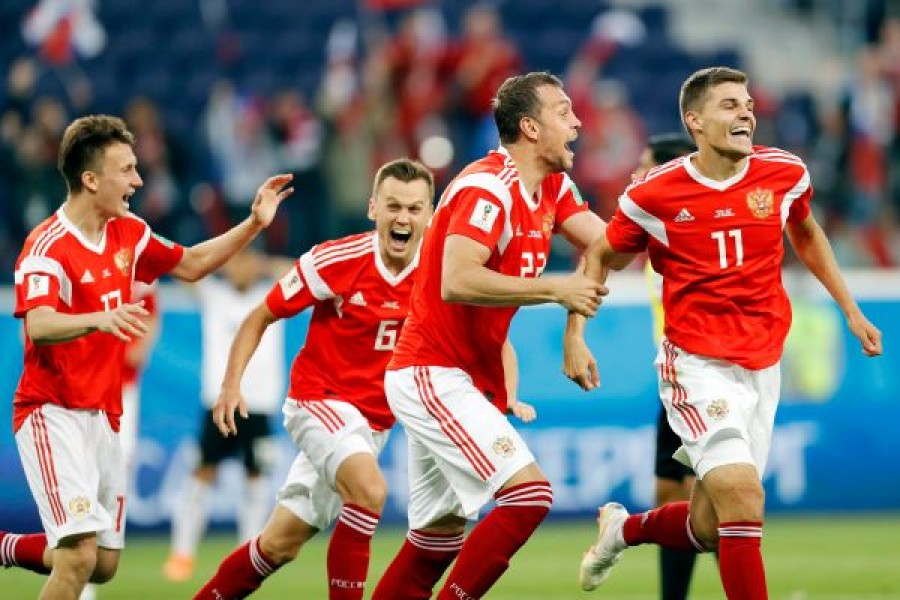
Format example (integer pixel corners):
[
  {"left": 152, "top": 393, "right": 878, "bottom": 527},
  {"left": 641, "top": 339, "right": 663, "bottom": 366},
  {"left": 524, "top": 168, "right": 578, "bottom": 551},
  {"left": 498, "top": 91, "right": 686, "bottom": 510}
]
[
  {"left": 684, "top": 111, "right": 702, "bottom": 137},
  {"left": 520, "top": 116, "right": 539, "bottom": 142},
  {"left": 81, "top": 170, "right": 99, "bottom": 193},
  {"left": 367, "top": 196, "right": 376, "bottom": 221}
]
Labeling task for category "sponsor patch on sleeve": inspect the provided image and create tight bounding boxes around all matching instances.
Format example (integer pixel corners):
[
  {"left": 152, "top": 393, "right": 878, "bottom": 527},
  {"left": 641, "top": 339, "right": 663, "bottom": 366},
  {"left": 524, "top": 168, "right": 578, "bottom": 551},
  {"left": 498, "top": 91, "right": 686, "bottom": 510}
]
[
  {"left": 26, "top": 274, "right": 50, "bottom": 299},
  {"left": 278, "top": 265, "right": 304, "bottom": 299},
  {"left": 468, "top": 198, "right": 501, "bottom": 233}
]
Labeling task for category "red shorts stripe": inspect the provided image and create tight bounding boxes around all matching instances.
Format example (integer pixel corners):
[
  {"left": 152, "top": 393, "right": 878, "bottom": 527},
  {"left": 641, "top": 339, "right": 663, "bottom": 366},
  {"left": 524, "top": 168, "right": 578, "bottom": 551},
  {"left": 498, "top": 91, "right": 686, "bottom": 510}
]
[
  {"left": 32, "top": 410, "right": 67, "bottom": 526},
  {"left": 413, "top": 367, "right": 495, "bottom": 481},
  {"left": 301, "top": 401, "right": 343, "bottom": 433},
  {"left": 663, "top": 342, "right": 706, "bottom": 438}
]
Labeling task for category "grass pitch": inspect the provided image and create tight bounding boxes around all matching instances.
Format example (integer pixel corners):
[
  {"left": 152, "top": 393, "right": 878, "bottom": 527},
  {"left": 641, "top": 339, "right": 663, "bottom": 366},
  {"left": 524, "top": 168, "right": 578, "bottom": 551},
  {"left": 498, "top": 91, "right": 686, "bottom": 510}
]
[{"left": 5, "top": 515, "right": 899, "bottom": 599}]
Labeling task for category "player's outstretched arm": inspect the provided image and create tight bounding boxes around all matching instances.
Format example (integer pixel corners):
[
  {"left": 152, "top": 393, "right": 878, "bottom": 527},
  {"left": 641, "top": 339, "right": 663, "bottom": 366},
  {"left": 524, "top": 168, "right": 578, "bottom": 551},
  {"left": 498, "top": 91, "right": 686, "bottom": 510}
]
[
  {"left": 170, "top": 175, "right": 294, "bottom": 282},
  {"left": 441, "top": 234, "right": 606, "bottom": 315},
  {"left": 563, "top": 234, "right": 637, "bottom": 390},
  {"left": 212, "top": 302, "right": 280, "bottom": 436},
  {"left": 25, "top": 302, "right": 149, "bottom": 344},
  {"left": 502, "top": 338, "right": 536, "bottom": 423},
  {"left": 786, "top": 215, "right": 882, "bottom": 357}
]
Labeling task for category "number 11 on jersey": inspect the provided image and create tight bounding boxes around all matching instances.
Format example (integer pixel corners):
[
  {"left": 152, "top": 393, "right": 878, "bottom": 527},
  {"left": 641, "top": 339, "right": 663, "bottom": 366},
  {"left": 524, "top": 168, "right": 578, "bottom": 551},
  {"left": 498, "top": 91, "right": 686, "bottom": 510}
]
[{"left": 711, "top": 229, "right": 743, "bottom": 269}]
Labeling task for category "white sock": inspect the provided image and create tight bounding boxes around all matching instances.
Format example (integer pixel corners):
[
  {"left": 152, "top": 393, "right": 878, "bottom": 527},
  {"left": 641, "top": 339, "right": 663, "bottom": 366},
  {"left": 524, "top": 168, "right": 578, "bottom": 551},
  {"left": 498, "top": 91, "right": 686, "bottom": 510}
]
[
  {"left": 238, "top": 477, "right": 272, "bottom": 542},
  {"left": 171, "top": 476, "right": 211, "bottom": 557}
]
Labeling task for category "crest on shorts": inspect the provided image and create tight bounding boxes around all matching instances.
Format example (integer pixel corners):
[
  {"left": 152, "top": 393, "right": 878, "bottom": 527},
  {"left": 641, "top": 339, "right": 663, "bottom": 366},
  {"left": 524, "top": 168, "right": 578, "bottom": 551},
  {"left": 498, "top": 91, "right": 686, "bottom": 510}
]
[
  {"left": 114, "top": 249, "right": 132, "bottom": 275},
  {"left": 706, "top": 399, "right": 730, "bottom": 421},
  {"left": 745, "top": 188, "right": 774, "bottom": 219},
  {"left": 492, "top": 435, "right": 516, "bottom": 458},
  {"left": 68, "top": 496, "right": 92, "bottom": 518}
]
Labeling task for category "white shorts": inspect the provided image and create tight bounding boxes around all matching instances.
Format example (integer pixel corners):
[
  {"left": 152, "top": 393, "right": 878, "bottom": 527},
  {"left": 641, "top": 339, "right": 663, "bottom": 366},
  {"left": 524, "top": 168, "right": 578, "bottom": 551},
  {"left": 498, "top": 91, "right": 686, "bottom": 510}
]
[
  {"left": 277, "top": 399, "right": 388, "bottom": 531},
  {"left": 14, "top": 404, "right": 126, "bottom": 549},
  {"left": 656, "top": 339, "right": 780, "bottom": 479},
  {"left": 386, "top": 366, "right": 536, "bottom": 530}
]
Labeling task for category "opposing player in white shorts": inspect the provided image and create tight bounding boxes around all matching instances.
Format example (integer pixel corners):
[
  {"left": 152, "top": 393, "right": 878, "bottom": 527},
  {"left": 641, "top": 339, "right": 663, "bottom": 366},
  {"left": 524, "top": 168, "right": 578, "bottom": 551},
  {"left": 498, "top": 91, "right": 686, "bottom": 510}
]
[
  {"left": 566, "top": 67, "right": 882, "bottom": 598},
  {"left": 1, "top": 114, "right": 294, "bottom": 600},
  {"left": 195, "top": 159, "right": 434, "bottom": 600},
  {"left": 374, "top": 72, "right": 608, "bottom": 600}
]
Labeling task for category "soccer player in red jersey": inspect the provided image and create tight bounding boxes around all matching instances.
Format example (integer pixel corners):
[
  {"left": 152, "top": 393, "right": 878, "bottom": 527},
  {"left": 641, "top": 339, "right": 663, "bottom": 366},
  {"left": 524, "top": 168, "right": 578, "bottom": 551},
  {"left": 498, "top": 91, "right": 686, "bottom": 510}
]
[
  {"left": 0, "top": 115, "right": 293, "bottom": 600},
  {"left": 568, "top": 67, "right": 883, "bottom": 599},
  {"left": 193, "top": 159, "right": 435, "bottom": 600},
  {"left": 371, "top": 72, "right": 607, "bottom": 600}
]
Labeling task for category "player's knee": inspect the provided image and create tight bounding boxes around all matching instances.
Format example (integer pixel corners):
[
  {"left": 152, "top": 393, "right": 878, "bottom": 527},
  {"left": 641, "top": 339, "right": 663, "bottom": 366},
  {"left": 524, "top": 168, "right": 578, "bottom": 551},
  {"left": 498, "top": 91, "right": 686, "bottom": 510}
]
[
  {"left": 346, "top": 477, "right": 388, "bottom": 513},
  {"left": 56, "top": 539, "right": 99, "bottom": 581},
  {"left": 89, "top": 562, "right": 118, "bottom": 584}
]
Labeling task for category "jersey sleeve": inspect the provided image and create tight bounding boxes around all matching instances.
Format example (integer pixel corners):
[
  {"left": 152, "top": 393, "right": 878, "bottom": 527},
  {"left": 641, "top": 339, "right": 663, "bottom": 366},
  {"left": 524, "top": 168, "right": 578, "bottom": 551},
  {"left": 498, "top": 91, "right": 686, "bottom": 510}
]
[
  {"left": 134, "top": 230, "right": 185, "bottom": 283},
  {"left": 553, "top": 174, "right": 590, "bottom": 231},
  {"left": 786, "top": 170, "right": 813, "bottom": 223},
  {"left": 446, "top": 186, "right": 507, "bottom": 251},
  {"left": 606, "top": 194, "right": 650, "bottom": 253},
  {"left": 13, "top": 256, "right": 64, "bottom": 318},
  {"left": 265, "top": 260, "right": 317, "bottom": 319}
]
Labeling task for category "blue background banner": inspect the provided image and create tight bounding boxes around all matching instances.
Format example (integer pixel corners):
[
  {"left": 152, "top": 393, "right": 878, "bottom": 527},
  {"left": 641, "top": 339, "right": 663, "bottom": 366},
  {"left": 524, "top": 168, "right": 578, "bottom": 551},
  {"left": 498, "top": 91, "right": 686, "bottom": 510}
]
[{"left": 1, "top": 280, "right": 898, "bottom": 532}]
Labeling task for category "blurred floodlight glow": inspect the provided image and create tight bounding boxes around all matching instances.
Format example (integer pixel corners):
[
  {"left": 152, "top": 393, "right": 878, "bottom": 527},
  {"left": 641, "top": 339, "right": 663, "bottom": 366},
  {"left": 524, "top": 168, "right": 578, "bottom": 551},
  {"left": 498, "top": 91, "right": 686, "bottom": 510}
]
[{"left": 420, "top": 135, "right": 454, "bottom": 170}]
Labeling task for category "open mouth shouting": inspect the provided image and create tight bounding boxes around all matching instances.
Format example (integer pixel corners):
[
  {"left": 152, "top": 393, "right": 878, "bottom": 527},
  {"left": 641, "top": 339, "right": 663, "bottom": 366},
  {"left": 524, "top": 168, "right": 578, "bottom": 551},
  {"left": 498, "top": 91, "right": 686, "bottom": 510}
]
[{"left": 388, "top": 227, "right": 413, "bottom": 253}]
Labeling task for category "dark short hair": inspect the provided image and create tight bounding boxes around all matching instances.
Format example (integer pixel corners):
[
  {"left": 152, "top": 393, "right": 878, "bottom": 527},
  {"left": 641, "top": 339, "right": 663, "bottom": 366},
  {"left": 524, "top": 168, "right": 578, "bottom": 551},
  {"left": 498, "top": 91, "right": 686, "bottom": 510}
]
[
  {"left": 492, "top": 71, "right": 563, "bottom": 144},
  {"left": 647, "top": 134, "right": 696, "bottom": 165},
  {"left": 58, "top": 115, "right": 135, "bottom": 193},
  {"left": 373, "top": 157, "right": 435, "bottom": 200},
  {"left": 679, "top": 66, "right": 749, "bottom": 133}
]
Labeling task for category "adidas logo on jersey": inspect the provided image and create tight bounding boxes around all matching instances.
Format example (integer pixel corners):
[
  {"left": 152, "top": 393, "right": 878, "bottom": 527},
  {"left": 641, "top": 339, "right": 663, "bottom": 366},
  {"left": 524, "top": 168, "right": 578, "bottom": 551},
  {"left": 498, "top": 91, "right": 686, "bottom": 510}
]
[
  {"left": 674, "top": 208, "right": 695, "bottom": 222},
  {"left": 80, "top": 270, "right": 95, "bottom": 284},
  {"left": 349, "top": 291, "right": 367, "bottom": 306}
]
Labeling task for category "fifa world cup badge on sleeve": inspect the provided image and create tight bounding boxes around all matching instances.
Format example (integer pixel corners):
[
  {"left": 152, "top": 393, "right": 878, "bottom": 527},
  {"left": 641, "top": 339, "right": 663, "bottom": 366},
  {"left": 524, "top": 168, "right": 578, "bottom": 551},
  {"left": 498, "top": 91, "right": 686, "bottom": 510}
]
[
  {"left": 469, "top": 198, "right": 500, "bottom": 233},
  {"left": 27, "top": 274, "right": 50, "bottom": 299},
  {"left": 279, "top": 265, "right": 304, "bottom": 299}
]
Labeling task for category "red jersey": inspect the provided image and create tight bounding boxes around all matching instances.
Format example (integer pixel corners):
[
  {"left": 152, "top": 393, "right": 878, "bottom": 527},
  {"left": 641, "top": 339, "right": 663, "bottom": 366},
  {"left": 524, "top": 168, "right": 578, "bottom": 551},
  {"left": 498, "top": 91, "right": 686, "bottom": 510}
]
[
  {"left": 389, "top": 147, "right": 590, "bottom": 410},
  {"left": 265, "top": 231, "right": 417, "bottom": 431},
  {"left": 122, "top": 281, "right": 159, "bottom": 386},
  {"left": 13, "top": 209, "right": 184, "bottom": 432},
  {"left": 606, "top": 146, "right": 813, "bottom": 369}
]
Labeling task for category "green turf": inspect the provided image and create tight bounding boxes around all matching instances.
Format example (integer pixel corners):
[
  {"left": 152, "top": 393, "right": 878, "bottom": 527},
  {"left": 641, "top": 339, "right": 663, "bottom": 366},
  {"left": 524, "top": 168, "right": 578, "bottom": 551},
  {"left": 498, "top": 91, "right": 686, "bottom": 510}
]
[{"left": 6, "top": 515, "right": 900, "bottom": 599}]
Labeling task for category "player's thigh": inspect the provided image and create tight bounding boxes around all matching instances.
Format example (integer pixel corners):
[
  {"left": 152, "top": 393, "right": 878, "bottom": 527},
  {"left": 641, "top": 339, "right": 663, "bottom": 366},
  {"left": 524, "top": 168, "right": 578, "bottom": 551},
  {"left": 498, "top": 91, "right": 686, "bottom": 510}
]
[
  {"left": 334, "top": 451, "right": 387, "bottom": 509},
  {"left": 748, "top": 363, "right": 781, "bottom": 475},
  {"left": 656, "top": 340, "right": 762, "bottom": 479},
  {"left": 279, "top": 399, "right": 386, "bottom": 530},
  {"left": 15, "top": 406, "right": 119, "bottom": 549},
  {"left": 388, "top": 367, "right": 536, "bottom": 523}
]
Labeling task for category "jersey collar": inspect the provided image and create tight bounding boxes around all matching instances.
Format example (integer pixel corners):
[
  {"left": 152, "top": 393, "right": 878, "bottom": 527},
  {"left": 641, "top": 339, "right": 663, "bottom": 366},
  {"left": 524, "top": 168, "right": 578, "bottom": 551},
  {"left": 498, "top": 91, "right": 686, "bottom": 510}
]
[
  {"left": 495, "top": 145, "right": 542, "bottom": 211},
  {"left": 56, "top": 207, "right": 108, "bottom": 254},
  {"left": 682, "top": 153, "right": 750, "bottom": 191},
  {"left": 372, "top": 232, "right": 419, "bottom": 286}
]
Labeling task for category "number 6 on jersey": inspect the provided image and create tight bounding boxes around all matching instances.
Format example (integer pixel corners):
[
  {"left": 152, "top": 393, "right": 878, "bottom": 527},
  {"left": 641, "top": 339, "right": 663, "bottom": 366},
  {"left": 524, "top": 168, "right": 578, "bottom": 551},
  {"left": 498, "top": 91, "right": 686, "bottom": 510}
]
[{"left": 375, "top": 319, "right": 401, "bottom": 350}]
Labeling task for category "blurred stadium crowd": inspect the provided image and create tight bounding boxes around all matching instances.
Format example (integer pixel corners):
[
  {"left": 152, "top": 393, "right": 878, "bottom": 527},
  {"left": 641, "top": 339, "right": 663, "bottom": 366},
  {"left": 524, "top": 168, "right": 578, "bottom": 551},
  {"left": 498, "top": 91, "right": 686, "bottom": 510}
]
[{"left": 1, "top": 0, "right": 899, "bottom": 282}]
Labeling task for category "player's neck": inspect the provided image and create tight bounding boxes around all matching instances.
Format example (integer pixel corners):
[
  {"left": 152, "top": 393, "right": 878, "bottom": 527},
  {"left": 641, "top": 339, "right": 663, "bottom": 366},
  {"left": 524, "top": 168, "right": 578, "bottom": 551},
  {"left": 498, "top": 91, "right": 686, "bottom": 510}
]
[
  {"left": 61, "top": 196, "right": 109, "bottom": 243},
  {"left": 504, "top": 145, "right": 548, "bottom": 200},
  {"left": 379, "top": 251, "right": 411, "bottom": 276},
  {"left": 692, "top": 148, "right": 748, "bottom": 181}
]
